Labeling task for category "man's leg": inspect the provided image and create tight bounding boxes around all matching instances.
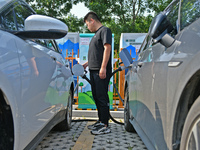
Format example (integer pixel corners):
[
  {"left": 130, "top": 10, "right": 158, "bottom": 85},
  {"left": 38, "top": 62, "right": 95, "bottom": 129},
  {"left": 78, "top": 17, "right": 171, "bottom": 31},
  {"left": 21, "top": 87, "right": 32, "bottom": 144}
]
[
  {"left": 87, "top": 71, "right": 102, "bottom": 130},
  {"left": 90, "top": 70, "right": 111, "bottom": 134},
  {"left": 92, "top": 71, "right": 110, "bottom": 126},
  {"left": 90, "top": 70, "right": 101, "bottom": 120}
]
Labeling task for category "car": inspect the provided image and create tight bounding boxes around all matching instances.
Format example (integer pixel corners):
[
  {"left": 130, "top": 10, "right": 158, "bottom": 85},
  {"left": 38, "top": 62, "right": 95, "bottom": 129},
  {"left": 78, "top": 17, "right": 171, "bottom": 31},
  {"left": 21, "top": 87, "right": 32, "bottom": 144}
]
[
  {"left": 124, "top": 0, "right": 200, "bottom": 149},
  {"left": 0, "top": 0, "right": 74, "bottom": 150}
]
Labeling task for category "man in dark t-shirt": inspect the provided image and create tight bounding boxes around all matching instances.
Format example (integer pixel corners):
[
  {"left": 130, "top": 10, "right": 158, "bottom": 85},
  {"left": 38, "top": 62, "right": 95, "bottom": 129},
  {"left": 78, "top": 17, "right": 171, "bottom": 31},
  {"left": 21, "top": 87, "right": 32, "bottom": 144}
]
[{"left": 83, "top": 12, "right": 112, "bottom": 135}]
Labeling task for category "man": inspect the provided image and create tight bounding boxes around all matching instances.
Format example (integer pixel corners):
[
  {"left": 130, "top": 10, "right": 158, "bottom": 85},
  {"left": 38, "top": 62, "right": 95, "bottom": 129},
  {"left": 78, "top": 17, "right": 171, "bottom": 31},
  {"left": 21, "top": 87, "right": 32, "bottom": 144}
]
[{"left": 83, "top": 12, "right": 112, "bottom": 135}]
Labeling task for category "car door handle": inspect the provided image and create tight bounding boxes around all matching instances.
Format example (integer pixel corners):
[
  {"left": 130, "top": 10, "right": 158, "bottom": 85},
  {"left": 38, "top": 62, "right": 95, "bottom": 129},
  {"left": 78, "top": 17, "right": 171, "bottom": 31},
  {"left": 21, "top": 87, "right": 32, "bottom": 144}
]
[
  {"left": 51, "top": 56, "right": 57, "bottom": 61},
  {"left": 132, "top": 61, "right": 143, "bottom": 73},
  {"left": 133, "top": 66, "right": 137, "bottom": 73},
  {"left": 137, "top": 61, "right": 144, "bottom": 67}
]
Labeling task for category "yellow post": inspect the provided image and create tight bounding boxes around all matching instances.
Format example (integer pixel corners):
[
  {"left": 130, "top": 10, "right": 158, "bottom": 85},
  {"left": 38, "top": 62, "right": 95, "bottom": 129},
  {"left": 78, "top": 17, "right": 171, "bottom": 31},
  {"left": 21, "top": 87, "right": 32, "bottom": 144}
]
[{"left": 118, "top": 48, "right": 125, "bottom": 108}]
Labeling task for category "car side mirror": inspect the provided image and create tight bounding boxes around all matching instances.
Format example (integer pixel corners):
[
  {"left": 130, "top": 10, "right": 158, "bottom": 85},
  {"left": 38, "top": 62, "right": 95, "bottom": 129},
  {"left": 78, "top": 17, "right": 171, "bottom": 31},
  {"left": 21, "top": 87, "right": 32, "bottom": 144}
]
[
  {"left": 149, "top": 12, "right": 175, "bottom": 48},
  {"left": 14, "top": 14, "right": 68, "bottom": 39}
]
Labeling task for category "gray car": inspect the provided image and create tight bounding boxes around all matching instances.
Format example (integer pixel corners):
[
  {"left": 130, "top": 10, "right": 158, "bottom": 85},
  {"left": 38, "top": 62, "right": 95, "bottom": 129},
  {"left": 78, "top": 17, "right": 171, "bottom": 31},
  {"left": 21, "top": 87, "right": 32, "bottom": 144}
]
[
  {"left": 124, "top": 0, "right": 200, "bottom": 149},
  {"left": 0, "top": 0, "right": 74, "bottom": 150}
]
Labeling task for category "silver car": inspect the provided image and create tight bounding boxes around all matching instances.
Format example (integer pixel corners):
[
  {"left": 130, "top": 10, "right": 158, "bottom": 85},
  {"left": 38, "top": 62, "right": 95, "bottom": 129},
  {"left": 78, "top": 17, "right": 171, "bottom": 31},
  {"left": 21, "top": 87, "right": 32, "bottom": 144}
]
[
  {"left": 124, "top": 0, "right": 200, "bottom": 149},
  {"left": 0, "top": 0, "right": 74, "bottom": 149}
]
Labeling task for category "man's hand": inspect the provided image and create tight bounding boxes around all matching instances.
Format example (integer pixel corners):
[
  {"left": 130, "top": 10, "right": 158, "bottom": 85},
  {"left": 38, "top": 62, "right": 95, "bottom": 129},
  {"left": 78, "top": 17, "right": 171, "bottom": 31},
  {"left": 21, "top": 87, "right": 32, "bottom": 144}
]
[
  {"left": 82, "top": 62, "right": 88, "bottom": 70},
  {"left": 99, "top": 67, "right": 106, "bottom": 79}
]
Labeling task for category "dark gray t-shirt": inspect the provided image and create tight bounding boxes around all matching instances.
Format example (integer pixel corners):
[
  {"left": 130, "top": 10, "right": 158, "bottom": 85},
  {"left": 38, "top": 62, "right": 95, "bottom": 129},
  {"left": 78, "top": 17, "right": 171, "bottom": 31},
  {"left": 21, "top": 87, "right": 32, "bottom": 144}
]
[{"left": 88, "top": 26, "right": 112, "bottom": 71}]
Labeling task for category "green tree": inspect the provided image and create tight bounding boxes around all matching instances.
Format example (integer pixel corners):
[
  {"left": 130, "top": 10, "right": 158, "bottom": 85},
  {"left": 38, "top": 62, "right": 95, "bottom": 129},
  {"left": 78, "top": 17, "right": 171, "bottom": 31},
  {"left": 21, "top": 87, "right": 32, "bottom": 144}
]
[
  {"left": 79, "top": 82, "right": 84, "bottom": 93},
  {"left": 25, "top": 0, "right": 72, "bottom": 18},
  {"left": 146, "top": 0, "right": 172, "bottom": 14},
  {"left": 26, "top": 0, "right": 171, "bottom": 50},
  {"left": 25, "top": 0, "right": 84, "bottom": 32},
  {"left": 61, "top": 14, "right": 84, "bottom": 32},
  {"left": 75, "top": 0, "right": 171, "bottom": 50}
]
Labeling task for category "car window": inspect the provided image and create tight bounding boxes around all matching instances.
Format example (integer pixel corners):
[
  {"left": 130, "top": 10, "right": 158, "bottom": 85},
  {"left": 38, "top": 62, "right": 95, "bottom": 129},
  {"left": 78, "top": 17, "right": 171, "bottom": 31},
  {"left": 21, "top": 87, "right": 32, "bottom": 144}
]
[
  {"left": 0, "top": 1, "right": 34, "bottom": 31},
  {"left": 165, "top": 0, "right": 180, "bottom": 37},
  {"left": 143, "top": 35, "right": 153, "bottom": 50},
  {"left": 46, "top": 40, "right": 60, "bottom": 53},
  {"left": 0, "top": 6, "right": 16, "bottom": 30},
  {"left": 14, "top": 1, "right": 34, "bottom": 31},
  {"left": 180, "top": 0, "right": 200, "bottom": 30},
  {"left": 139, "top": 34, "right": 153, "bottom": 53},
  {"left": 33, "top": 39, "right": 60, "bottom": 53}
]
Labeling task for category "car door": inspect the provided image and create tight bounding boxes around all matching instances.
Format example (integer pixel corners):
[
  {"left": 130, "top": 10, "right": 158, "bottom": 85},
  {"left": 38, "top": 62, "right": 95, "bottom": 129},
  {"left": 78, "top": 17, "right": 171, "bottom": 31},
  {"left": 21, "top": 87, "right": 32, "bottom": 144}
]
[
  {"left": 18, "top": 39, "right": 58, "bottom": 133},
  {"left": 128, "top": 35, "right": 153, "bottom": 120},
  {"left": 0, "top": 1, "right": 62, "bottom": 147},
  {"left": 136, "top": 42, "right": 169, "bottom": 149},
  {"left": 45, "top": 40, "right": 72, "bottom": 113},
  {"left": 132, "top": 1, "right": 180, "bottom": 149}
]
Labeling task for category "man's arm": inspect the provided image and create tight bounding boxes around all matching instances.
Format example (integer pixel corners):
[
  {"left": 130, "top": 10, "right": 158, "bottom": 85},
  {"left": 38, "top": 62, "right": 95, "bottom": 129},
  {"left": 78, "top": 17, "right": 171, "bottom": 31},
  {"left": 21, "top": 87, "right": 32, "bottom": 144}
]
[{"left": 99, "top": 43, "right": 111, "bottom": 79}]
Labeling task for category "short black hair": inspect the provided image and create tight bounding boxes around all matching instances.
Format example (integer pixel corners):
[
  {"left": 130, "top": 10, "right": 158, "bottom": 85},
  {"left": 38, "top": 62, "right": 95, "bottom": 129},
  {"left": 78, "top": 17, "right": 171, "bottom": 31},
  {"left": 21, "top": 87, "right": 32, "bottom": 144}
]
[{"left": 84, "top": 12, "right": 100, "bottom": 23}]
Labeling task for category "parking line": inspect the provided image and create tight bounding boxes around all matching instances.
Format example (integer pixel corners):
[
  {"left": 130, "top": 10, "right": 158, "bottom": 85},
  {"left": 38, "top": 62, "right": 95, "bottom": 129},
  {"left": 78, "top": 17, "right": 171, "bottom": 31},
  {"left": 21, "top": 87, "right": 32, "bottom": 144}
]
[{"left": 72, "top": 121, "right": 95, "bottom": 150}]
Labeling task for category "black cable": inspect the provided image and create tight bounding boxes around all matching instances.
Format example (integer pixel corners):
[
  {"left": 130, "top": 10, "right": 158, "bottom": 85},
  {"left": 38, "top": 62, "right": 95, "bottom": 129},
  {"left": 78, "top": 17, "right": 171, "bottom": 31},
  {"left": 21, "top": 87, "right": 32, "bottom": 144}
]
[
  {"left": 72, "top": 115, "right": 124, "bottom": 125},
  {"left": 72, "top": 119, "right": 97, "bottom": 122},
  {"left": 109, "top": 113, "right": 124, "bottom": 125},
  {"left": 113, "top": 83, "right": 124, "bottom": 105},
  {"left": 73, "top": 66, "right": 125, "bottom": 125}
]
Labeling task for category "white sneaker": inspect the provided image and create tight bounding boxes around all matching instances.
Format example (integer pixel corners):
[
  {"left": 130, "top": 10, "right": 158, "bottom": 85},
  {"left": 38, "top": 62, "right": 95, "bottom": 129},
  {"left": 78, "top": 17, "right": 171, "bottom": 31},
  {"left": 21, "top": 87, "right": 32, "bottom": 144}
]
[
  {"left": 91, "top": 123, "right": 111, "bottom": 135},
  {"left": 87, "top": 120, "right": 101, "bottom": 130}
]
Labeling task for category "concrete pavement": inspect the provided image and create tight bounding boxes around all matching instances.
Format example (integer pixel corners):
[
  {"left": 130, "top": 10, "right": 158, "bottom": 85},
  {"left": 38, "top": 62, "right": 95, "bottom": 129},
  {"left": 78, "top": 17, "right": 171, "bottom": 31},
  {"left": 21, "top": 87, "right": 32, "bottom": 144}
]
[{"left": 36, "top": 109, "right": 147, "bottom": 150}]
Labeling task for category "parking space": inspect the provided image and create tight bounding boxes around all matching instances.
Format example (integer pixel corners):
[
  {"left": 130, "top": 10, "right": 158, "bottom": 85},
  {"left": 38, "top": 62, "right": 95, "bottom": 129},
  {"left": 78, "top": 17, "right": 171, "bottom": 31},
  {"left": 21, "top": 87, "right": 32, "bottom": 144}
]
[
  {"left": 36, "top": 116, "right": 147, "bottom": 150},
  {"left": 36, "top": 121, "right": 87, "bottom": 150}
]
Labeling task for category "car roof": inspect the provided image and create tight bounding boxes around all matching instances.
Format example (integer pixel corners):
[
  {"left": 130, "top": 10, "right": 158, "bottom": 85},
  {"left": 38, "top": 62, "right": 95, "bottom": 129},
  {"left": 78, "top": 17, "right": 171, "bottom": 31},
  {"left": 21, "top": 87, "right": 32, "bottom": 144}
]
[{"left": 0, "top": 0, "right": 13, "bottom": 10}]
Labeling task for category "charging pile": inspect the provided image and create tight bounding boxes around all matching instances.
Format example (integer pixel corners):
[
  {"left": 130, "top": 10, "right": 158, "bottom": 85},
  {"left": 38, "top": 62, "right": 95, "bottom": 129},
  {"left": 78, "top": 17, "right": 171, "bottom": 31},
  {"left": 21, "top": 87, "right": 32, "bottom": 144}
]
[{"left": 72, "top": 48, "right": 133, "bottom": 125}]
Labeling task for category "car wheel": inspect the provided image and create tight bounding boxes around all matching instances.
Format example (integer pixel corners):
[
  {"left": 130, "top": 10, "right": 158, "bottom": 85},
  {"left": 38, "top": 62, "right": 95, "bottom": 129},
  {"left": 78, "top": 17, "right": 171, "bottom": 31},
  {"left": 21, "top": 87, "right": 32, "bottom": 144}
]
[
  {"left": 54, "top": 90, "right": 73, "bottom": 131},
  {"left": 124, "top": 88, "right": 135, "bottom": 132},
  {"left": 180, "top": 96, "right": 200, "bottom": 150},
  {"left": 0, "top": 103, "right": 14, "bottom": 149}
]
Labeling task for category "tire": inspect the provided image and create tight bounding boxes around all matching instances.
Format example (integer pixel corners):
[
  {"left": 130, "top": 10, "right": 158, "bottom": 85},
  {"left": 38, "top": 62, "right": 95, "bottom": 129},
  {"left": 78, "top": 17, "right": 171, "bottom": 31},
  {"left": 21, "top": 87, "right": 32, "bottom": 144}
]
[
  {"left": 0, "top": 103, "right": 14, "bottom": 150},
  {"left": 124, "top": 88, "right": 135, "bottom": 132},
  {"left": 180, "top": 96, "right": 200, "bottom": 150},
  {"left": 54, "top": 90, "right": 73, "bottom": 131}
]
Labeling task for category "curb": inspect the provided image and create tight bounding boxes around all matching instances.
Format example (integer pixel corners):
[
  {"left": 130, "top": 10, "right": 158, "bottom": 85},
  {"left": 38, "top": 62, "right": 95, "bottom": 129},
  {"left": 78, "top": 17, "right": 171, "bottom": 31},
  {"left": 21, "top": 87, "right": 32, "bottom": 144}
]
[{"left": 72, "top": 110, "right": 124, "bottom": 119}]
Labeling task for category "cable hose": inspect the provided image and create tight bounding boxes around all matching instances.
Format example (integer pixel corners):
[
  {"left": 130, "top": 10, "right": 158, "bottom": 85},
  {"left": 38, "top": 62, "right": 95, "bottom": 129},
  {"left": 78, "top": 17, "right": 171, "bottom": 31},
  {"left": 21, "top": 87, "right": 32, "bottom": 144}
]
[
  {"left": 73, "top": 67, "right": 125, "bottom": 125},
  {"left": 109, "top": 113, "right": 124, "bottom": 125},
  {"left": 72, "top": 119, "right": 97, "bottom": 122}
]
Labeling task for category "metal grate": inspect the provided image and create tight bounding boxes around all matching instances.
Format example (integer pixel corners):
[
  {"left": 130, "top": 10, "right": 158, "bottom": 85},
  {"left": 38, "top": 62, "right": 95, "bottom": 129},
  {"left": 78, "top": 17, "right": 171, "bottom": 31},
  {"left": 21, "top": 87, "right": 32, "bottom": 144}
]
[
  {"left": 36, "top": 120, "right": 147, "bottom": 150},
  {"left": 92, "top": 123, "right": 147, "bottom": 150},
  {"left": 35, "top": 121, "right": 87, "bottom": 150}
]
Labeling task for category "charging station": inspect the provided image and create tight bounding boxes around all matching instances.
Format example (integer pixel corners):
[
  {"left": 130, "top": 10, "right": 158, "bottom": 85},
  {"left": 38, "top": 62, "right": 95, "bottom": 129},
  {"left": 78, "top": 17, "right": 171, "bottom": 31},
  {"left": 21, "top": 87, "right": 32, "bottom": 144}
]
[{"left": 78, "top": 33, "right": 115, "bottom": 110}]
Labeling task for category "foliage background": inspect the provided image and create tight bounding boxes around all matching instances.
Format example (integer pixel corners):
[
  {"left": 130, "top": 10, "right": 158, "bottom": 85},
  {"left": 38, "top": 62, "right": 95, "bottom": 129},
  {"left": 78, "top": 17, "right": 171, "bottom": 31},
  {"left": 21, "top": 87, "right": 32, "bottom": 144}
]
[{"left": 25, "top": 0, "right": 172, "bottom": 50}]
